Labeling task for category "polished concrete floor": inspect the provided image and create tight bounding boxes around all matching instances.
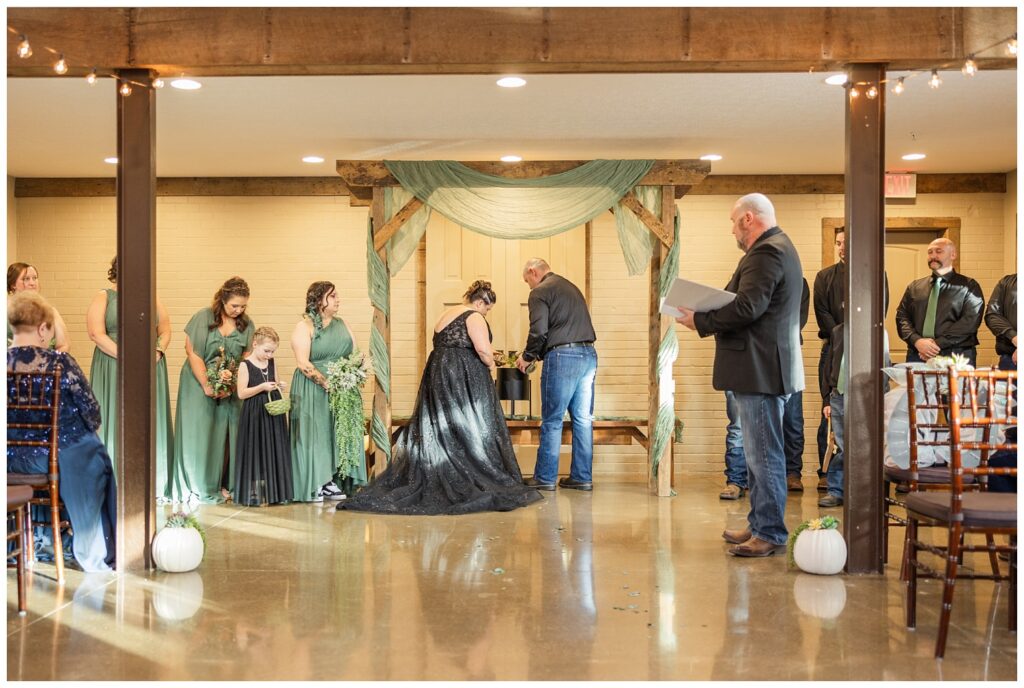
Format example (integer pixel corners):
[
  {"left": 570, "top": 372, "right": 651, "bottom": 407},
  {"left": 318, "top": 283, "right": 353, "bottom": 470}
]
[{"left": 7, "top": 475, "right": 1017, "bottom": 681}]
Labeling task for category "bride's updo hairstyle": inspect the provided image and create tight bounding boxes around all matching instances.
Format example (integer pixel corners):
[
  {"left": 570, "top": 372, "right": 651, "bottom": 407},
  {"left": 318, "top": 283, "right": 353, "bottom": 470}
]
[{"left": 463, "top": 280, "right": 496, "bottom": 306}]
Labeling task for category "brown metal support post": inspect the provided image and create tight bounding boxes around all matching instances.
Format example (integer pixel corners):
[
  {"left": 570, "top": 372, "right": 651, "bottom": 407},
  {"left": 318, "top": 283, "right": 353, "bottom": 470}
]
[
  {"left": 115, "top": 69, "right": 157, "bottom": 571},
  {"left": 843, "top": 63, "right": 887, "bottom": 574}
]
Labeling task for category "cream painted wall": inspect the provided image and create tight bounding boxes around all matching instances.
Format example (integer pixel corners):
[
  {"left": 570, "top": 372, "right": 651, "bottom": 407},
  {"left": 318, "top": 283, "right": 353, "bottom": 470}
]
[
  {"left": 6, "top": 177, "right": 16, "bottom": 266},
  {"left": 11, "top": 190, "right": 1016, "bottom": 480}
]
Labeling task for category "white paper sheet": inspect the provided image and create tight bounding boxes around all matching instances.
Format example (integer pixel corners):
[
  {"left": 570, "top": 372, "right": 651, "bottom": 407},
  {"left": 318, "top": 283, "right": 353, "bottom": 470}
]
[{"left": 659, "top": 278, "right": 736, "bottom": 317}]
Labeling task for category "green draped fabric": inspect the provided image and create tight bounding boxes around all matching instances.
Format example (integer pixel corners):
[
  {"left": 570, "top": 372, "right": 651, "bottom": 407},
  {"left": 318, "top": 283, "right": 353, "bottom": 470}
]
[
  {"left": 384, "top": 159, "right": 653, "bottom": 239},
  {"left": 384, "top": 186, "right": 432, "bottom": 276},
  {"left": 612, "top": 186, "right": 658, "bottom": 276},
  {"left": 650, "top": 217, "right": 681, "bottom": 479}
]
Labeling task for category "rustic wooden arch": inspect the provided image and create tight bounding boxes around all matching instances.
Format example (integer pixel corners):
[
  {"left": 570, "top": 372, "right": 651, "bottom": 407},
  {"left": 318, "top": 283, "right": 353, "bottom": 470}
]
[{"left": 337, "top": 159, "right": 710, "bottom": 496}]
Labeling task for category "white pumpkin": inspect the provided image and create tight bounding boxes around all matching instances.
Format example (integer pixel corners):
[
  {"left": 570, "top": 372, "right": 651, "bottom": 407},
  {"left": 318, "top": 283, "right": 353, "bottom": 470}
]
[
  {"left": 152, "top": 571, "right": 205, "bottom": 620},
  {"left": 793, "top": 573, "right": 848, "bottom": 619},
  {"left": 152, "top": 526, "right": 204, "bottom": 573},
  {"left": 793, "top": 528, "right": 847, "bottom": 575}
]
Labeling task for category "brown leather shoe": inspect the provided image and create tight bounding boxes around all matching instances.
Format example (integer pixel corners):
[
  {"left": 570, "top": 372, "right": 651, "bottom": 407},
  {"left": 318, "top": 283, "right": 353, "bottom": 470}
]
[
  {"left": 787, "top": 475, "right": 804, "bottom": 492},
  {"left": 719, "top": 484, "right": 745, "bottom": 500},
  {"left": 722, "top": 528, "right": 752, "bottom": 544},
  {"left": 728, "top": 537, "right": 787, "bottom": 558}
]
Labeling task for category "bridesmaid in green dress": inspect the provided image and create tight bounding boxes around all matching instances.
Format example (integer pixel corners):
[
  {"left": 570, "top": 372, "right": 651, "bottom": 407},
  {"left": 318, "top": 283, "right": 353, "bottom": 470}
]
[
  {"left": 290, "top": 281, "right": 367, "bottom": 503},
  {"left": 171, "top": 276, "right": 255, "bottom": 504},
  {"left": 7, "top": 262, "right": 72, "bottom": 351},
  {"left": 86, "top": 257, "right": 175, "bottom": 499}
]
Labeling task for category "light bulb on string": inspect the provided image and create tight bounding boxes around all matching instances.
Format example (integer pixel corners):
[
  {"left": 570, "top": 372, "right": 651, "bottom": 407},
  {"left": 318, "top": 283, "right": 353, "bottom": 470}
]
[
  {"left": 53, "top": 54, "right": 68, "bottom": 75},
  {"left": 866, "top": 84, "right": 878, "bottom": 99},
  {"left": 152, "top": 78, "right": 164, "bottom": 89},
  {"left": 849, "top": 85, "right": 860, "bottom": 99},
  {"left": 892, "top": 76, "right": 905, "bottom": 95},
  {"left": 928, "top": 70, "right": 942, "bottom": 89},
  {"left": 119, "top": 81, "right": 132, "bottom": 97},
  {"left": 1008, "top": 36, "right": 1018, "bottom": 56},
  {"left": 86, "top": 69, "right": 98, "bottom": 85},
  {"left": 16, "top": 35, "right": 32, "bottom": 59},
  {"left": 961, "top": 57, "right": 978, "bottom": 77}
]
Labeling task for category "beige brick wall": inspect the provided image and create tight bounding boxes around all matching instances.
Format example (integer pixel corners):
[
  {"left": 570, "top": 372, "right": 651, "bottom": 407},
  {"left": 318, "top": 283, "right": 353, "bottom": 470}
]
[{"left": 10, "top": 189, "right": 1016, "bottom": 480}]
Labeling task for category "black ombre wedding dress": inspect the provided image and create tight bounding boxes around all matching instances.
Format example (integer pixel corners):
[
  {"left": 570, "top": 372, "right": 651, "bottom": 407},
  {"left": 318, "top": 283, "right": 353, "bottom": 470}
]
[{"left": 339, "top": 310, "right": 542, "bottom": 515}]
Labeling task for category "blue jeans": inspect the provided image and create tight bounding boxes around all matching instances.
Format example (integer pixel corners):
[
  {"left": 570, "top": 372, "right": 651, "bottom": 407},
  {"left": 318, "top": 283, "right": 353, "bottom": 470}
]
[
  {"left": 724, "top": 391, "right": 804, "bottom": 488},
  {"left": 733, "top": 393, "right": 789, "bottom": 545},
  {"left": 816, "top": 344, "right": 831, "bottom": 476},
  {"left": 826, "top": 392, "right": 845, "bottom": 498},
  {"left": 8, "top": 433, "right": 116, "bottom": 572},
  {"left": 534, "top": 346, "right": 598, "bottom": 484}
]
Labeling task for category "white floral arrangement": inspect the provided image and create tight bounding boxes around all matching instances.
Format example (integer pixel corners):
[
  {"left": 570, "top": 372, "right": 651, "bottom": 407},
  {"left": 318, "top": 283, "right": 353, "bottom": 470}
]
[
  {"left": 925, "top": 352, "right": 974, "bottom": 372},
  {"left": 325, "top": 351, "right": 372, "bottom": 393},
  {"left": 325, "top": 351, "right": 372, "bottom": 480}
]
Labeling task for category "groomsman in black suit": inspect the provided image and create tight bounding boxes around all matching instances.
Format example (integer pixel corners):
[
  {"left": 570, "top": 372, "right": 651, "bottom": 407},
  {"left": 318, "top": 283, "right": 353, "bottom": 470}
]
[
  {"left": 895, "top": 237, "right": 984, "bottom": 366},
  {"left": 676, "top": 193, "right": 804, "bottom": 558},
  {"left": 985, "top": 273, "right": 1017, "bottom": 370}
]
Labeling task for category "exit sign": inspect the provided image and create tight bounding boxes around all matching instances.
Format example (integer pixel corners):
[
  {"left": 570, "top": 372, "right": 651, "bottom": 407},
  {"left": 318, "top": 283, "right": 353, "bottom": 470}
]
[{"left": 885, "top": 173, "right": 917, "bottom": 198}]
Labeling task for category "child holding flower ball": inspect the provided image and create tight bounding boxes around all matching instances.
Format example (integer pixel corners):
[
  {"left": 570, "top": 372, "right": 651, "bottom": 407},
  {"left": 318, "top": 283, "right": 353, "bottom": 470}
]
[{"left": 234, "top": 327, "right": 294, "bottom": 506}]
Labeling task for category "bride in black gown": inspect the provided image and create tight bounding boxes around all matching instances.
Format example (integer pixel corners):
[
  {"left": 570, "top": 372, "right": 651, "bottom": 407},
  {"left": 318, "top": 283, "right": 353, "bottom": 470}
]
[{"left": 339, "top": 280, "right": 543, "bottom": 515}]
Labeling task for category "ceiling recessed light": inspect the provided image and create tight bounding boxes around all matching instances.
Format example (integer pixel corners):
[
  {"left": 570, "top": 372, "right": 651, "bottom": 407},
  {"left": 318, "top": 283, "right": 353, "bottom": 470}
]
[
  {"left": 302, "top": 156, "right": 325, "bottom": 164},
  {"left": 496, "top": 76, "right": 526, "bottom": 88},
  {"left": 500, "top": 155, "right": 522, "bottom": 163},
  {"left": 824, "top": 74, "right": 848, "bottom": 86},
  {"left": 700, "top": 154, "right": 723, "bottom": 161},
  {"left": 170, "top": 78, "right": 202, "bottom": 90},
  {"left": 104, "top": 157, "right": 118, "bottom": 164},
  {"left": 902, "top": 153, "right": 927, "bottom": 161}
]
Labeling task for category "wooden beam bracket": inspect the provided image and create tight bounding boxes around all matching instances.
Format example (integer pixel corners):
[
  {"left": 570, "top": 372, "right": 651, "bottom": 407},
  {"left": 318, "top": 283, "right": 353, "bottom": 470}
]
[
  {"left": 619, "top": 191, "right": 673, "bottom": 248},
  {"left": 373, "top": 196, "right": 425, "bottom": 251}
]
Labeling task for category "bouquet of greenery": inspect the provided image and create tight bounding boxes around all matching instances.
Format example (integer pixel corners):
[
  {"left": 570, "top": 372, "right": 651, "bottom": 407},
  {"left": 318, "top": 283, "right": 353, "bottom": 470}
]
[
  {"left": 493, "top": 349, "right": 518, "bottom": 368},
  {"left": 325, "top": 351, "right": 372, "bottom": 479},
  {"left": 206, "top": 346, "right": 239, "bottom": 399}
]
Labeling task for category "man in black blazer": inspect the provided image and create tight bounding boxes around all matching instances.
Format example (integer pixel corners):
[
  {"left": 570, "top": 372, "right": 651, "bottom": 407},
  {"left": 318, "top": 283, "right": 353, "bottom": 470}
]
[
  {"left": 676, "top": 193, "right": 804, "bottom": 557},
  {"left": 895, "top": 237, "right": 984, "bottom": 366}
]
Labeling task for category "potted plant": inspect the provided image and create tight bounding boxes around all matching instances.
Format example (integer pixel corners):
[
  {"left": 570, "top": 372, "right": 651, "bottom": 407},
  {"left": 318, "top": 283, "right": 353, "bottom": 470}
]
[
  {"left": 787, "top": 515, "right": 847, "bottom": 575},
  {"left": 493, "top": 350, "right": 532, "bottom": 417},
  {"left": 152, "top": 511, "right": 207, "bottom": 573}
]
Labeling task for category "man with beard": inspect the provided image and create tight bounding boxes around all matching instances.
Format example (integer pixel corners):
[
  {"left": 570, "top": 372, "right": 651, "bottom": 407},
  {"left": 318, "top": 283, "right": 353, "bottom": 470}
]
[
  {"left": 895, "top": 237, "right": 984, "bottom": 366},
  {"left": 676, "top": 193, "right": 804, "bottom": 557}
]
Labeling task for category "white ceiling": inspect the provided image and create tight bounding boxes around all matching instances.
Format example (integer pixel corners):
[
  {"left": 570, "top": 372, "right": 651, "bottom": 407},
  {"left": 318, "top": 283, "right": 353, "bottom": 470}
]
[{"left": 5, "top": 70, "right": 1018, "bottom": 178}]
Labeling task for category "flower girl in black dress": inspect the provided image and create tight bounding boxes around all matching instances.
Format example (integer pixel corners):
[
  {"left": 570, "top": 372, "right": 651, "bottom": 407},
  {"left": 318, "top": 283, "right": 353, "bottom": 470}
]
[{"left": 234, "top": 327, "right": 294, "bottom": 506}]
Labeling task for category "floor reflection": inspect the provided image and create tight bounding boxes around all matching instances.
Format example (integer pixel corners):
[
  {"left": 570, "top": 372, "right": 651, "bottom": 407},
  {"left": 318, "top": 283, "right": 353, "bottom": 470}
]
[{"left": 6, "top": 479, "right": 1017, "bottom": 681}]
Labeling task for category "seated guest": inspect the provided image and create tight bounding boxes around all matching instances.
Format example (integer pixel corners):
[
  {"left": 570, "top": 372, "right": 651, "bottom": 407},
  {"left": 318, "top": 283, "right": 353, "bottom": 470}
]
[{"left": 7, "top": 291, "right": 116, "bottom": 572}]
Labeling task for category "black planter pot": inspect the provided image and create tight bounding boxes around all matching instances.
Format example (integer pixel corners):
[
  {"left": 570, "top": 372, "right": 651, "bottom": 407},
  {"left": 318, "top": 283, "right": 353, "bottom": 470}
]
[{"left": 496, "top": 367, "right": 531, "bottom": 402}]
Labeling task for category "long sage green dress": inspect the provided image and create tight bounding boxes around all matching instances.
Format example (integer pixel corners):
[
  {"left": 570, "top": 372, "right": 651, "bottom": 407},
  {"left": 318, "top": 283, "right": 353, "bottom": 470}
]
[
  {"left": 290, "top": 317, "right": 367, "bottom": 502},
  {"left": 88, "top": 289, "right": 174, "bottom": 497},
  {"left": 170, "top": 308, "right": 254, "bottom": 503}
]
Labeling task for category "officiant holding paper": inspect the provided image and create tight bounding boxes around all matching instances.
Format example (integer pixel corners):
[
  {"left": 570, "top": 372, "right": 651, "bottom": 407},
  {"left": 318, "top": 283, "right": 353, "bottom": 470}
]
[{"left": 675, "top": 193, "right": 804, "bottom": 558}]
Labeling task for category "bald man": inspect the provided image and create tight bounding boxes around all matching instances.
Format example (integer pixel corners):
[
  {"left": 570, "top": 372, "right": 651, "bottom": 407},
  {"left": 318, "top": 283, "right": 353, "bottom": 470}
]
[
  {"left": 895, "top": 237, "right": 985, "bottom": 366},
  {"left": 676, "top": 193, "right": 804, "bottom": 557}
]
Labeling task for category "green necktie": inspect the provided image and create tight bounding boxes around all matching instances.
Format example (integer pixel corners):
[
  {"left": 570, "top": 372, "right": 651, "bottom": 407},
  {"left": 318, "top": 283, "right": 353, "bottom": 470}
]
[
  {"left": 836, "top": 353, "right": 847, "bottom": 395},
  {"left": 921, "top": 276, "right": 941, "bottom": 339}
]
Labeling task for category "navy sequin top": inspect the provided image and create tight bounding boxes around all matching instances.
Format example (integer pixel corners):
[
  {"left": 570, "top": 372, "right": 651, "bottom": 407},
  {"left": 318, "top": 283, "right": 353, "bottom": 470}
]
[{"left": 8, "top": 346, "right": 102, "bottom": 460}]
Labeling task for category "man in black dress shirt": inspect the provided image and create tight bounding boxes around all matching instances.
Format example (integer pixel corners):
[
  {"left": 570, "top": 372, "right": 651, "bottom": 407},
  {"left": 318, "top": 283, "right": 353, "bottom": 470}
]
[
  {"left": 812, "top": 228, "right": 889, "bottom": 490},
  {"left": 676, "top": 193, "right": 804, "bottom": 557},
  {"left": 895, "top": 238, "right": 985, "bottom": 366},
  {"left": 516, "top": 259, "right": 597, "bottom": 491},
  {"left": 985, "top": 273, "right": 1017, "bottom": 370}
]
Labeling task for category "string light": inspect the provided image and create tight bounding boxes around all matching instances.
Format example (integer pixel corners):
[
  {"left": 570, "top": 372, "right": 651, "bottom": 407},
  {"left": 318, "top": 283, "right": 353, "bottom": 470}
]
[
  {"left": 119, "top": 82, "right": 132, "bottom": 96},
  {"left": 961, "top": 57, "right": 978, "bottom": 77},
  {"left": 152, "top": 78, "right": 164, "bottom": 89},
  {"left": 866, "top": 84, "right": 879, "bottom": 99},
  {"left": 849, "top": 86, "right": 860, "bottom": 99},
  {"left": 892, "top": 76, "right": 905, "bottom": 95},
  {"left": 928, "top": 70, "right": 942, "bottom": 89},
  {"left": 86, "top": 69, "right": 97, "bottom": 85},
  {"left": 1008, "top": 35, "right": 1018, "bottom": 56},
  {"left": 53, "top": 54, "right": 68, "bottom": 75},
  {"left": 16, "top": 35, "right": 31, "bottom": 59}
]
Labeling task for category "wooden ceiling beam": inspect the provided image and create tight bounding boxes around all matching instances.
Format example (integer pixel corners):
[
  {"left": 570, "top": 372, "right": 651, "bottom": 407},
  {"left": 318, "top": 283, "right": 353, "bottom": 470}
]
[{"left": 7, "top": 7, "right": 1016, "bottom": 76}]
